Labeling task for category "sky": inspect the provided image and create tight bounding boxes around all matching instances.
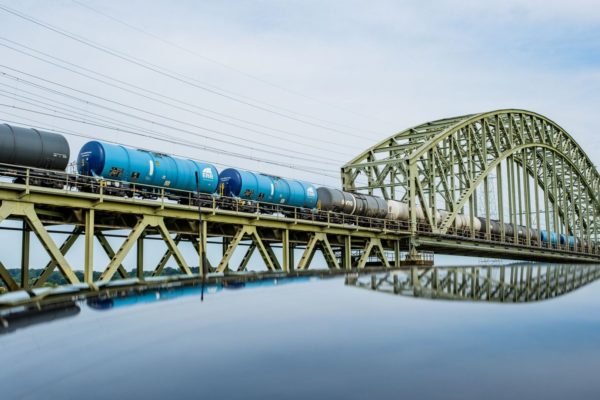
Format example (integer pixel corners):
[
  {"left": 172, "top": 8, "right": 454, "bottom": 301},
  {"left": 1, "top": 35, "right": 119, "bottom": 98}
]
[{"left": 0, "top": 0, "right": 599, "bottom": 270}]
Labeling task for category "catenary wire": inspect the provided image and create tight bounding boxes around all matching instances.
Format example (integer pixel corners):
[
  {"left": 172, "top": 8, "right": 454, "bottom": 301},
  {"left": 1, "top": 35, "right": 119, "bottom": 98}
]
[
  {"left": 0, "top": 83, "right": 342, "bottom": 168},
  {"left": 0, "top": 103, "right": 341, "bottom": 178},
  {"left": 71, "top": 0, "right": 398, "bottom": 130},
  {"left": 0, "top": 2, "right": 375, "bottom": 140},
  {"left": 0, "top": 68, "right": 344, "bottom": 167},
  {"left": 0, "top": 110, "right": 354, "bottom": 188},
  {"left": 0, "top": 38, "right": 364, "bottom": 155}
]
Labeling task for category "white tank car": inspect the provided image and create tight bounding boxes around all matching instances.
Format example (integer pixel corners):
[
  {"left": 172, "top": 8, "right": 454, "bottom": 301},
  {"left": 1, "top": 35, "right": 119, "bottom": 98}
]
[
  {"left": 386, "top": 200, "right": 433, "bottom": 221},
  {"left": 386, "top": 200, "right": 409, "bottom": 220}
]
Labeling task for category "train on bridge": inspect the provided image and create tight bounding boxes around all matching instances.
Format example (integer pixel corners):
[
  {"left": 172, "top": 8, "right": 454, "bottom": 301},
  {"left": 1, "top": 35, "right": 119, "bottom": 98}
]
[{"left": 0, "top": 122, "right": 590, "bottom": 250}]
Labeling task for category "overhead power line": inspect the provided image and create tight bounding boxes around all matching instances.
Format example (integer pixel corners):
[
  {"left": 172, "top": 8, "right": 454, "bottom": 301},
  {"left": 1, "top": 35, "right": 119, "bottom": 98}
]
[
  {"left": 0, "top": 68, "right": 343, "bottom": 168},
  {"left": 0, "top": 103, "right": 340, "bottom": 179},
  {"left": 0, "top": 38, "right": 363, "bottom": 155},
  {"left": 0, "top": 86, "right": 341, "bottom": 170},
  {"left": 0, "top": 110, "right": 347, "bottom": 188},
  {"left": 0, "top": 2, "right": 375, "bottom": 140},
  {"left": 71, "top": 0, "right": 397, "bottom": 130}
]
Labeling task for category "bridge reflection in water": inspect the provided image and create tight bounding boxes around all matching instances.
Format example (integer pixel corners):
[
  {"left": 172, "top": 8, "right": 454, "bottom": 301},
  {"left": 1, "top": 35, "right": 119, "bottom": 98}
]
[
  {"left": 3, "top": 264, "right": 600, "bottom": 334},
  {"left": 346, "top": 264, "right": 600, "bottom": 303}
]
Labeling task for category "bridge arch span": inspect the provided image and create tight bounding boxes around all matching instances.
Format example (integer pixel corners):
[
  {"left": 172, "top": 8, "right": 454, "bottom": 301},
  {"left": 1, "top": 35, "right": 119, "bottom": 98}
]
[{"left": 342, "top": 109, "right": 600, "bottom": 246}]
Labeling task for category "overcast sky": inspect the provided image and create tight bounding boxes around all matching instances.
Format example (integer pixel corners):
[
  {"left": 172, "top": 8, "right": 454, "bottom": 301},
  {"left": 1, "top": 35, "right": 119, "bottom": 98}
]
[{"left": 0, "top": 0, "right": 599, "bottom": 269}]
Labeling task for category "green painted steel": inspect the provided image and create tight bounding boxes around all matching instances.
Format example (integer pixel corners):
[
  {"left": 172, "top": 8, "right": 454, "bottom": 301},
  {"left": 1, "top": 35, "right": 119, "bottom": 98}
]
[
  {"left": 349, "top": 264, "right": 600, "bottom": 303},
  {"left": 342, "top": 109, "right": 600, "bottom": 252},
  {"left": 1, "top": 108, "right": 600, "bottom": 294}
]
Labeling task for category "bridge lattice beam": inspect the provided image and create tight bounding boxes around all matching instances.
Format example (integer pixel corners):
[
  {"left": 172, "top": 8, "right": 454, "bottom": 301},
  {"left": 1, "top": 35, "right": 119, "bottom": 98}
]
[{"left": 342, "top": 109, "right": 600, "bottom": 249}]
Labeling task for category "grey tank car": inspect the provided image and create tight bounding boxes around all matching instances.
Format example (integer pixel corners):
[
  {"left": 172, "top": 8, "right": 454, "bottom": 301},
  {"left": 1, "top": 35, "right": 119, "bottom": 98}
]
[
  {"left": 0, "top": 123, "right": 69, "bottom": 170},
  {"left": 316, "top": 187, "right": 388, "bottom": 218}
]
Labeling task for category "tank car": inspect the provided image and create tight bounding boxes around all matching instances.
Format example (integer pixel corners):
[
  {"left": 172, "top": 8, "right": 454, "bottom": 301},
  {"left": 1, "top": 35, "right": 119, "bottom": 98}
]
[
  {"left": 0, "top": 123, "right": 70, "bottom": 170},
  {"left": 475, "top": 217, "right": 540, "bottom": 241},
  {"left": 540, "top": 230, "right": 558, "bottom": 246},
  {"left": 0, "top": 123, "right": 70, "bottom": 188},
  {"left": 566, "top": 235, "right": 577, "bottom": 248},
  {"left": 564, "top": 234, "right": 579, "bottom": 248},
  {"left": 77, "top": 141, "right": 219, "bottom": 198},
  {"left": 317, "top": 188, "right": 387, "bottom": 218},
  {"left": 387, "top": 200, "right": 408, "bottom": 221},
  {"left": 387, "top": 200, "right": 445, "bottom": 226},
  {"left": 387, "top": 200, "right": 427, "bottom": 220},
  {"left": 218, "top": 168, "right": 317, "bottom": 209}
]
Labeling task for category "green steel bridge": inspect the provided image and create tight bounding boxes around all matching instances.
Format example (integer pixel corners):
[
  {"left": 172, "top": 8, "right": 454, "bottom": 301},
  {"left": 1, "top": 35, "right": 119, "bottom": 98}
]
[
  {"left": 347, "top": 264, "right": 600, "bottom": 304},
  {"left": 0, "top": 109, "right": 599, "bottom": 294}
]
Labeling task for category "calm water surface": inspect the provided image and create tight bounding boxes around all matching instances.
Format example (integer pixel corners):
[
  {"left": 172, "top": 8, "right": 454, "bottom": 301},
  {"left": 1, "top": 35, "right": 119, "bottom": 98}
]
[{"left": 1, "top": 266, "right": 600, "bottom": 399}]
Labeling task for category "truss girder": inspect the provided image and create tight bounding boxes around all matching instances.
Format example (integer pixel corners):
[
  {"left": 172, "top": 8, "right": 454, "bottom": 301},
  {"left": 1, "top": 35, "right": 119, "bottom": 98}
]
[
  {"left": 342, "top": 109, "right": 600, "bottom": 244},
  {"left": 216, "top": 226, "right": 279, "bottom": 273},
  {"left": 297, "top": 232, "right": 341, "bottom": 270},
  {"left": 98, "top": 215, "right": 192, "bottom": 282},
  {"left": 0, "top": 201, "right": 80, "bottom": 286}
]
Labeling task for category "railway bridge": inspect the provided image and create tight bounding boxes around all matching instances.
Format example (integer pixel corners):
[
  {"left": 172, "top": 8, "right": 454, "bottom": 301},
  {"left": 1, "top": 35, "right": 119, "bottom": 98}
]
[{"left": 0, "top": 109, "right": 599, "bottom": 294}]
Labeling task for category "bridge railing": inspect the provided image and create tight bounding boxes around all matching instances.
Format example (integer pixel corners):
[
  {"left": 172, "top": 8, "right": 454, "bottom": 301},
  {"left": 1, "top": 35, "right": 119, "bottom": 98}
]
[
  {"left": 0, "top": 163, "right": 409, "bottom": 232},
  {"left": 0, "top": 163, "right": 598, "bottom": 257}
]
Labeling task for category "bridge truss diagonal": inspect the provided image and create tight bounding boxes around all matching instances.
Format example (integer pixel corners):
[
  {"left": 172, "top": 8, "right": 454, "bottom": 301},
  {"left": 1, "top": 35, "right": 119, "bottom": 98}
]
[{"left": 342, "top": 109, "right": 600, "bottom": 249}]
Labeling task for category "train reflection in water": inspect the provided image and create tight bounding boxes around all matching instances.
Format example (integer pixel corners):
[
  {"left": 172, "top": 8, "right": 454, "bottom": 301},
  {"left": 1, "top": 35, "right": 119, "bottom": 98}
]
[
  {"left": 346, "top": 264, "right": 600, "bottom": 303},
  {"left": 3, "top": 266, "right": 599, "bottom": 335},
  {"left": 0, "top": 276, "right": 315, "bottom": 334},
  {"left": 0, "top": 301, "right": 81, "bottom": 334},
  {"left": 86, "top": 276, "right": 314, "bottom": 310}
]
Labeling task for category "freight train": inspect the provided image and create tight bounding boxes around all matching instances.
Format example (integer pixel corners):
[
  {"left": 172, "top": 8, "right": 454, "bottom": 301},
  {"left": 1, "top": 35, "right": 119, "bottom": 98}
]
[{"left": 0, "top": 123, "right": 590, "bottom": 250}]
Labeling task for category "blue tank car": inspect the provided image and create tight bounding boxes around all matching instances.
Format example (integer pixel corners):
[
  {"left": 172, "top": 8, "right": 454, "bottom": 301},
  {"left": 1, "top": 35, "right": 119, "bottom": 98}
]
[
  {"left": 218, "top": 168, "right": 317, "bottom": 208},
  {"left": 540, "top": 230, "right": 558, "bottom": 246},
  {"left": 77, "top": 141, "right": 219, "bottom": 194},
  {"left": 561, "top": 234, "right": 576, "bottom": 248}
]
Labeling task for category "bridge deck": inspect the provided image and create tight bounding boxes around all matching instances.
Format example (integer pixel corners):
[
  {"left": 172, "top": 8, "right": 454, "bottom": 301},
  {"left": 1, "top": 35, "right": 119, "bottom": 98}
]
[{"left": 0, "top": 178, "right": 598, "bottom": 293}]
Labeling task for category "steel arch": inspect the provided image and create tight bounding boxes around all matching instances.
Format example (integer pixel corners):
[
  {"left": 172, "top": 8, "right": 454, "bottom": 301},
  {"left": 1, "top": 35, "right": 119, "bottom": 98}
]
[{"left": 342, "top": 109, "right": 600, "bottom": 245}]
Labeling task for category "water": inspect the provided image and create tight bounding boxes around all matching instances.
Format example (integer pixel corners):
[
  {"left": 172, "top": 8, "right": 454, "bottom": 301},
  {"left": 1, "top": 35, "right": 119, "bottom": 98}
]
[{"left": 1, "top": 265, "right": 600, "bottom": 399}]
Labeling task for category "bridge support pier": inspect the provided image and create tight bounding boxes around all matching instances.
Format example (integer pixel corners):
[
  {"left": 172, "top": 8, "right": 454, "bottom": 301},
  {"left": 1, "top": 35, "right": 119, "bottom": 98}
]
[
  {"left": 20, "top": 221, "right": 30, "bottom": 289},
  {"left": 137, "top": 234, "right": 144, "bottom": 280},
  {"left": 344, "top": 236, "right": 352, "bottom": 270},
  {"left": 84, "top": 210, "right": 94, "bottom": 283}
]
